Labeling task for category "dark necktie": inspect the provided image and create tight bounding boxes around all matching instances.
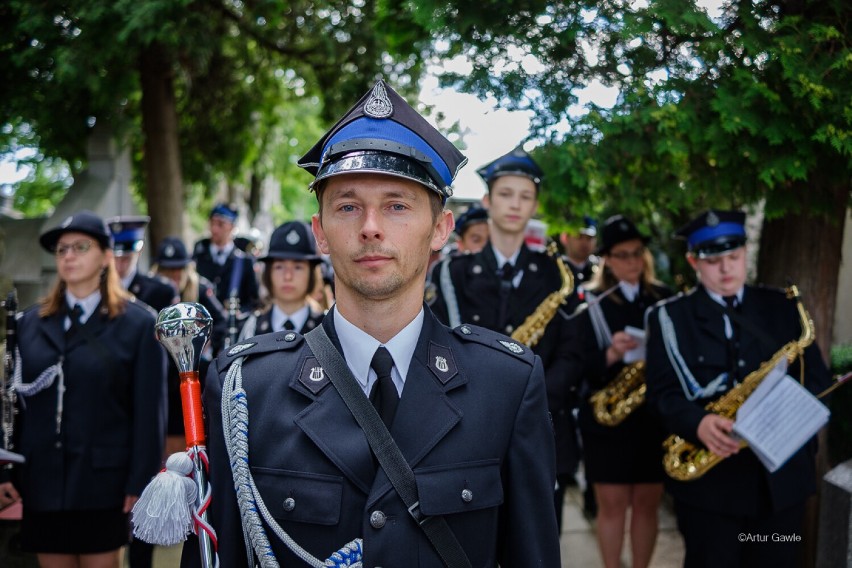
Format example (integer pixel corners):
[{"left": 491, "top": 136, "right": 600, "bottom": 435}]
[
  {"left": 369, "top": 347, "right": 398, "bottom": 428},
  {"left": 723, "top": 295, "right": 740, "bottom": 382},
  {"left": 282, "top": 319, "right": 295, "bottom": 331},
  {"left": 66, "top": 303, "right": 84, "bottom": 337},
  {"left": 497, "top": 262, "right": 515, "bottom": 331}
]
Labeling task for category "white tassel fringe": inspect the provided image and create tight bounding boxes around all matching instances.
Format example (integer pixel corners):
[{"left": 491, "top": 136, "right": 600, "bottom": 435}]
[{"left": 131, "top": 452, "right": 198, "bottom": 545}]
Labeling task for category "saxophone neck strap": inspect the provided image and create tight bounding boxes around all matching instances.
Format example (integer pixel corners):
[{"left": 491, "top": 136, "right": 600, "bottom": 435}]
[{"left": 303, "top": 326, "right": 472, "bottom": 568}]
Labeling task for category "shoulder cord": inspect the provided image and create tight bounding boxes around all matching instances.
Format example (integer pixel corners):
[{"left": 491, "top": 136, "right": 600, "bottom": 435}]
[
  {"left": 237, "top": 314, "right": 257, "bottom": 343},
  {"left": 585, "top": 292, "right": 613, "bottom": 351},
  {"left": 437, "top": 257, "right": 462, "bottom": 328},
  {"left": 658, "top": 306, "right": 728, "bottom": 401},
  {"left": 13, "top": 349, "right": 65, "bottom": 435},
  {"left": 221, "top": 357, "right": 363, "bottom": 568}
]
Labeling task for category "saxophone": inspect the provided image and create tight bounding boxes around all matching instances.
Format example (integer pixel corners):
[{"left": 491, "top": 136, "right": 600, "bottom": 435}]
[
  {"left": 511, "top": 243, "right": 574, "bottom": 348},
  {"left": 591, "top": 360, "right": 646, "bottom": 426},
  {"left": 662, "top": 285, "right": 815, "bottom": 481}
]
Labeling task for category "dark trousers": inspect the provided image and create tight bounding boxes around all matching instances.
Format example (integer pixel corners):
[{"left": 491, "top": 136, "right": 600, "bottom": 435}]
[
  {"left": 675, "top": 499, "right": 805, "bottom": 568},
  {"left": 128, "top": 538, "right": 153, "bottom": 568}
]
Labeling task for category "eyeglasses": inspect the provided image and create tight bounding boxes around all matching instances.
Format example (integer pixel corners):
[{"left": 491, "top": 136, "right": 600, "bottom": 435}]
[
  {"left": 609, "top": 247, "right": 645, "bottom": 261},
  {"left": 55, "top": 240, "right": 94, "bottom": 257}
]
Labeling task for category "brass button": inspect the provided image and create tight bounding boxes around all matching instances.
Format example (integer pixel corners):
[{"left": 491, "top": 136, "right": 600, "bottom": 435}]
[
  {"left": 461, "top": 489, "right": 473, "bottom": 503},
  {"left": 284, "top": 332, "right": 297, "bottom": 342},
  {"left": 370, "top": 510, "right": 386, "bottom": 529},
  {"left": 282, "top": 497, "right": 295, "bottom": 512}
]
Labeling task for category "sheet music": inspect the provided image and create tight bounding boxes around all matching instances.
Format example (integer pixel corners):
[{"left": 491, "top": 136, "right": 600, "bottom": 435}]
[
  {"left": 733, "top": 358, "right": 829, "bottom": 472},
  {"left": 623, "top": 326, "right": 646, "bottom": 364}
]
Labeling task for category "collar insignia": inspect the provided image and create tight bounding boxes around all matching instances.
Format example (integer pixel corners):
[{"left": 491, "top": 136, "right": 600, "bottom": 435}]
[{"left": 299, "top": 357, "right": 329, "bottom": 394}]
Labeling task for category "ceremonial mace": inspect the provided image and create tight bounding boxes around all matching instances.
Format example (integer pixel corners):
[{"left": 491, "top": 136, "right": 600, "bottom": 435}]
[{"left": 132, "top": 302, "right": 218, "bottom": 567}]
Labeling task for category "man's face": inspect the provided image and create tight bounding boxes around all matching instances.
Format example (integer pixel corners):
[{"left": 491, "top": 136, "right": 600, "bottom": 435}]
[
  {"left": 688, "top": 246, "right": 748, "bottom": 297},
  {"left": 209, "top": 216, "right": 234, "bottom": 247},
  {"left": 482, "top": 175, "right": 538, "bottom": 236},
  {"left": 113, "top": 251, "right": 139, "bottom": 279},
  {"left": 563, "top": 233, "right": 596, "bottom": 261},
  {"left": 312, "top": 173, "right": 452, "bottom": 303},
  {"left": 458, "top": 222, "right": 489, "bottom": 254}
]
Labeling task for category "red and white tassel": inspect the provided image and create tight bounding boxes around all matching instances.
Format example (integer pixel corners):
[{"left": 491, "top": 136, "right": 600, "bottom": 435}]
[{"left": 131, "top": 452, "right": 198, "bottom": 545}]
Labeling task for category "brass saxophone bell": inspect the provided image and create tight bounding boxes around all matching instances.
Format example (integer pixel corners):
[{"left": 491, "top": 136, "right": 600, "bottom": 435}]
[{"left": 155, "top": 302, "right": 213, "bottom": 374}]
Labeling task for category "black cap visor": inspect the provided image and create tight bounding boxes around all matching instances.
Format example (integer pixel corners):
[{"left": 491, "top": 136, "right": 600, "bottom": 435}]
[
  {"left": 691, "top": 236, "right": 747, "bottom": 259},
  {"left": 312, "top": 149, "right": 446, "bottom": 198}
]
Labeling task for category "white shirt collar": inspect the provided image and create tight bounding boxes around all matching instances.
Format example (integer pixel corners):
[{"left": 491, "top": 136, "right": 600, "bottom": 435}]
[
  {"left": 706, "top": 287, "right": 744, "bottom": 307},
  {"left": 64, "top": 289, "right": 102, "bottom": 327},
  {"left": 271, "top": 304, "right": 309, "bottom": 332},
  {"left": 210, "top": 242, "right": 234, "bottom": 263},
  {"left": 619, "top": 280, "right": 640, "bottom": 302},
  {"left": 333, "top": 307, "right": 424, "bottom": 397},
  {"left": 491, "top": 245, "right": 521, "bottom": 269}
]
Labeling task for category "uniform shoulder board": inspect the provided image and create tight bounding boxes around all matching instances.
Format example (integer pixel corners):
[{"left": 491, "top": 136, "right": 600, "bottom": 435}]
[
  {"left": 193, "top": 241, "right": 207, "bottom": 255},
  {"left": 219, "top": 330, "right": 304, "bottom": 362},
  {"left": 648, "top": 289, "right": 688, "bottom": 315},
  {"left": 452, "top": 324, "right": 535, "bottom": 365},
  {"left": 126, "top": 296, "right": 158, "bottom": 318}
]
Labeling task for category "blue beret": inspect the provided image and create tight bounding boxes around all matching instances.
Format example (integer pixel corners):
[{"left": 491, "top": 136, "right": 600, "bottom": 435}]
[
  {"left": 675, "top": 210, "right": 747, "bottom": 258},
  {"left": 40, "top": 210, "right": 114, "bottom": 252},
  {"left": 476, "top": 146, "right": 543, "bottom": 188},
  {"left": 298, "top": 80, "right": 467, "bottom": 201},
  {"left": 210, "top": 203, "right": 238, "bottom": 223}
]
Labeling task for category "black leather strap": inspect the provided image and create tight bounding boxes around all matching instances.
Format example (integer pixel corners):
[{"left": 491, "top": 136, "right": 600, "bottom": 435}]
[{"left": 304, "top": 327, "right": 472, "bottom": 568}]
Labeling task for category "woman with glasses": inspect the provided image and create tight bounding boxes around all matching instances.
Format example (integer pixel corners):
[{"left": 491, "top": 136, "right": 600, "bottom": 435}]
[
  {"left": 0, "top": 210, "right": 167, "bottom": 568},
  {"left": 575, "top": 214, "right": 672, "bottom": 568},
  {"left": 238, "top": 221, "right": 325, "bottom": 340}
]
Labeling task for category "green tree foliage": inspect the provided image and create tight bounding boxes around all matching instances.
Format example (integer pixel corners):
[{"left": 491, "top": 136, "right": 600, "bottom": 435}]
[{"left": 0, "top": 0, "right": 434, "bottom": 224}]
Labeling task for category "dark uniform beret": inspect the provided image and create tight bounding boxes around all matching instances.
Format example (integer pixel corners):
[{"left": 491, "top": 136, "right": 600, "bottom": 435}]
[
  {"left": 675, "top": 210, "right": 747, "bottom": 258},
  {"left": 596, "top": 214, "right": 649, "bottom": 255},
  {"left": 154, "top": 236, "right": 191, "bottom": 268},
  {"left": 39, "top": 210, "right": 114, "bottom": 252},
  {"left": 454, "top": 206, "right": 488, "bottom": 237},
  {"left": 579, "top": 215, "right": 598, "bottom": 237},
  {"left": 106, "top": 215, "right": 150, "bottom": 256},
  {"left": 298, "top": 80, "right": 467, "bottom": 202},
  {"left": 260, "top": 221, "right": 320, "bottom": 263},
  {"left": 476, "top": 146, "right": 544, "bottom": 189}
]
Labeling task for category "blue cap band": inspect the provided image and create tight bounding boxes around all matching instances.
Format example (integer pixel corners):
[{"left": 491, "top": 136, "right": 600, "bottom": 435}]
[
  {"left": 210, "top": 204, "right": 237, "bottom": 222},
  {"left": 322, "top": 118, "right": 452, "bottom": 187},
  {"left": 687, "top": 222, "right": 746, "bottom": 249},
  {"left": 111, "top": 227, "right": 145, "bottom": 243}
]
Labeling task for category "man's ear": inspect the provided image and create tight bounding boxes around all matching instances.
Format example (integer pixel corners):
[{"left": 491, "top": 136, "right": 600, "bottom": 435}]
[
  {"left": 311, "top": 214, "right": 330, "bottom": 255},
  {"left": 430, "top": 209, "right": 454, "bottom": 252}
]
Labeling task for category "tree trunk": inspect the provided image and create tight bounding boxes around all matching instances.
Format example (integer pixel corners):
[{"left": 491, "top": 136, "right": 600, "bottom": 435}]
[
  {"left": 756, "top": 182, "right": 849, "bottom": 568},
  {"left": 139, "top": 43, "right": 183, "bottom": 250},
  {"left": 248, "top": 171, "right": 261, "bottom": 224}
]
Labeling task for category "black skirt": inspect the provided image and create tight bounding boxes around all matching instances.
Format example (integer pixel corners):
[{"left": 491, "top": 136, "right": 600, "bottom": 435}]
[
  {"left": 578, "top": 400, "right": 666, "bottom": 484},
  {"left": 20, "top": 508, "right": 129, "bottom": 554}
]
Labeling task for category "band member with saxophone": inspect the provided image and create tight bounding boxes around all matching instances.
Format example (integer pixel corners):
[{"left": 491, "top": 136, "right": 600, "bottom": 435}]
[
  {"left": 192, "top": 203, "right": 260, "bottom": 311},
  {"left": 0, "top": 211, "right": 167, "bottom": 568},
  {"left": 237, "top": 221, "right": 325, "bottom": 340},
  {"left": 185, "top": 80, "right": 560, "bottom": 567},
  {"left": 427, "top": 147, "right": 583, "bottom": 531},
  {"left": 575, "top": 215, "right": 672, "bottom": 568},
  {"left": 645, "top": 210, "right": 831, "bottom": 568}
]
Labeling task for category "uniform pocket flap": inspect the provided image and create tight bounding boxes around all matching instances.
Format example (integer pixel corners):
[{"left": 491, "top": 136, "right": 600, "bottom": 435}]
[
  {"left": 252, "top": 467, "right": 343, "bottom": 525},
  {"left": 415, "top": 459, "right": 503, "bottom": 516},
  {"left": 92, "top": 447, "right": 130, "bottom": 469}
]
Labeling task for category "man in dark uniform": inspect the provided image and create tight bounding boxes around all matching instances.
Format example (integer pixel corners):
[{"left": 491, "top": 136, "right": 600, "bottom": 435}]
[
  {"left": 560, "top": 215, "right": 599, "bottom": 288},
  {"left": 427, "top": 147, "right": 582, "bottom": 531},
  {"left": 645, "top": 210, "right": 832, "bottom": 568},
  {"left": 192, "top": 203, "right": 260, "bottom": 312},
  {"left": 188, "top": 80, "right": 561, "bottom": 567},
  {"left": 107, "top": 215, "right": 179, "bottom": 312}
]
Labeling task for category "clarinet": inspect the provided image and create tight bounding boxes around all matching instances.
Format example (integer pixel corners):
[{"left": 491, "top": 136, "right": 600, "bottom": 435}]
[
  {"left": 2, "top": 290, "right": 18, "bottom": 463},
  {"left": 224, "top": 293, "right": 239, "bottom": 350}
]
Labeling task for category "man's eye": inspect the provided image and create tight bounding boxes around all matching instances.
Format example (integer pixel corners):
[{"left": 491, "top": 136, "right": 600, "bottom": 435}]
[{"left": 340, "top": 204, "right": 356, "bottom": 212}]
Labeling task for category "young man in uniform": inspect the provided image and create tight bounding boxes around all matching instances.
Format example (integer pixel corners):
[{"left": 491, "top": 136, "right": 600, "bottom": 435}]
[
  {"left": 427, "top": 147, "right": 583, "bottom": 531},
  {"left": 645, "top": 210, "right": 831, "bottom": 568},
  {"left": 561, "top": 215, "right": 599, "bottom": 287},
  {"left": 107, "top": 215, "right": 178, "bottom": 313},
  {"left": 453, "top": 205, "right": 489, "bottom": 254},
  {"left": 191, "top": 81, "right": 561, "bottom": 567},
  {"left": 192, "top": 203, "right": 260, "bottom": 311}
]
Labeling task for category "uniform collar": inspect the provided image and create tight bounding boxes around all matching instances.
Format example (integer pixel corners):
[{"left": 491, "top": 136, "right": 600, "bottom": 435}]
[
  {"left": 271, "top": 303, "right": 309, "bottom": 331},
  {"left": 491, "top": 243, "right": 521, "bottom": 269},
  {"left": 210, "top": 241, "right": 234, "bottom": 260},
  {"left": 64, "top": 289, "right": 102, "bottom": 325},
  {"left": 618, "top": 280, "right": 640, "bottom": 302},
  {"left": 705, "top": 287, "right": 744, "bottom": 307},
  {"left": 332, "top": 306, "right": 424, "bottom": 394}
]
